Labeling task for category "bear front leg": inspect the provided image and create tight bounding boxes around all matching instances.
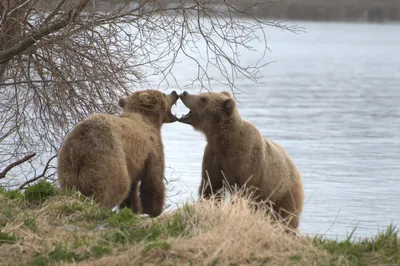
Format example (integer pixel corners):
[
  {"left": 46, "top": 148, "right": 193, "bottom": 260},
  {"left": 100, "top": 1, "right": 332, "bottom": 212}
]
[
  {"left": 199, "top": 144, "right": 224, "bottom": 201},
  {"left": 140, "top": 153, "right": 165, "bottom": 217},
  {"left": 118, "top": 180, "right": 142, "bottom": 214}
]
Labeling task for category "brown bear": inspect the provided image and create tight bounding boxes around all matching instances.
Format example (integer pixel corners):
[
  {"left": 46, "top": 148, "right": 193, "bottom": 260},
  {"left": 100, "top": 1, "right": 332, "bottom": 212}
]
[
  {"left": 57, "top": 89, "right": 178, "bottom": 217},
  {"left": 178, "top": 91, "right": 304, "bottom": 229}
]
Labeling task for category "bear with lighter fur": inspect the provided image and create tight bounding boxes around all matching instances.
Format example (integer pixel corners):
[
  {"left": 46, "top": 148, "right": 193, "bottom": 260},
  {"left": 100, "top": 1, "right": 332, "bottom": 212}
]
[
  {"left": 57, "top": 90, "right": 179, "bottom": 217},
  {"left": 178, "top": 91, "right": 304, "bottom": 229}
]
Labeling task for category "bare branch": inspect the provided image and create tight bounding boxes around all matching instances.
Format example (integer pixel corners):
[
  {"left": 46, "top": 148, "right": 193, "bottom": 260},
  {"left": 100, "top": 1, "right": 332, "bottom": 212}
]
[
  {"left": 0, "top": 0, "right": 90, "bottom": 63},
  {"left": 41, "top": 0, "right": 68, "bottom": 25},
  {"left": 0, "top": 0, "right": 300, "bottom": 198},
  {"left": 0, "top": 152, "right": 36, "bottom": 180}
]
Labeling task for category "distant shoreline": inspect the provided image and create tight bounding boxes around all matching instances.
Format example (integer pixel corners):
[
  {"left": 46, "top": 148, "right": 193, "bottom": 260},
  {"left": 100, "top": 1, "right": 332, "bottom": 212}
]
[
  {"left": 246, "top": 2, "right": 400, "bottom": 23},
  {"left": 93, "top": 0, "right": 400, "bottom": 23}
]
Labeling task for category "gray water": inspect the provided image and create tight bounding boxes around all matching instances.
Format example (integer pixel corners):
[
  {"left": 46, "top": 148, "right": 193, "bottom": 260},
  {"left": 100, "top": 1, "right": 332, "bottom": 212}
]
[{"left": 155, "top": 21, "right": 400, "bottom": 240}]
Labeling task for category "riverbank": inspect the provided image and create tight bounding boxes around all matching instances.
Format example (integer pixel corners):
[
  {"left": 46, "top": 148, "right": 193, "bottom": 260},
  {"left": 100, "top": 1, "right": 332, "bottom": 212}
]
[
  {"left": 93, "top": 0, "right": 400, "bottom": 22},
  {"left": 0, "top": 182, "right": 398, "bottom": 265}
]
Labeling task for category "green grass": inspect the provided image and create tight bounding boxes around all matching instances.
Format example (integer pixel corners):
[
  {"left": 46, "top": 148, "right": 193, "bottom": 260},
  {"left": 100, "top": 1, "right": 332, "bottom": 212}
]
[
  {"left": 48, "top": 244, "right": 89, "bottom": 262},
  {"left": 108, "top": 207, "right": 142, "bottom": 227},
  {"left": 31, "top": 245, "right": 91, "bottom": 265},
  {"left": 142, "top": 241, "right": 170, "bottom": 254},
  {"left": 24, "top": 180, "right": 58, "bottom": 203},
  {"left": 0, "top": 187, "right": 24, "bottom": 200},
  {"left": 23, "top": 217, "right": 38, "bottom": 232},
  {"left": 313, "top": 224, "right": 399, "bottom": 265},
  {"left": 0, "top": 231, "right": 17, "bottom": 245},
  {"left": 0, "top": 182, "right": 399, "bottom": 265},
  {"left": 32, "top": 252, "right": 50, "bottom": 266},
  {"left": 98, "top": 209, "right": 188, "bottom": 246},
  {"left": 91, "top": 244, "right": 112, "bottom": 258}
]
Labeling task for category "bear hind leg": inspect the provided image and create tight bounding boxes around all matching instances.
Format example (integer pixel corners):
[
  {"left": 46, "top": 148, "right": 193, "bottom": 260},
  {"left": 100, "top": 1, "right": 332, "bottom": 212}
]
[
  {"left": 274, "top": 180, "right": 304, "bottom": 230},
  {"left": 78, "top": 158, "right": 131, "bottom": 209},
  {"left": 140, "top": 153, "right": 165, "bottom": 217},
  {"left": 118, "top": 180, "right": 142, "bottom": 214}
]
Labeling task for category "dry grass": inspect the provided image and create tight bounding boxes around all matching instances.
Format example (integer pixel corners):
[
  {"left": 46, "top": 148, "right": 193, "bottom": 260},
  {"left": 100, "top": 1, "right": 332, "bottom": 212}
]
[
  {"left": 0, "top": 185, "right": 399, "bottom": 265},
  {"left": 87, "top": 197, "right": 326, "bottom": 266},
  {"left": 0, "top": 189, "right": 328, "bottom": 265}
]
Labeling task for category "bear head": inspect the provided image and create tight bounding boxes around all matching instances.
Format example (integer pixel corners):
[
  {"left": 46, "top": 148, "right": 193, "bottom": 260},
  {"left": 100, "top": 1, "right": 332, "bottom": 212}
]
[
  {"left": 178, "top": 90, "right": 237, "bottom": 133},
  {"left": 119, "top": 90, "right": 179, "bottom": 125}
]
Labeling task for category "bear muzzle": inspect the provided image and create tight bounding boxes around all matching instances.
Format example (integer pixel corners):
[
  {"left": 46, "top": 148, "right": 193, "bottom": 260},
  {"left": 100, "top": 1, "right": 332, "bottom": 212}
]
[
  {"left": 178, "top": 91, "right": 193, "bottom": 123},
  {"left": 170, "top": 90, "right": 179, "bottom": 105},
  {"left": 165, "top": 91, "right": 179, "bottom": 123}
]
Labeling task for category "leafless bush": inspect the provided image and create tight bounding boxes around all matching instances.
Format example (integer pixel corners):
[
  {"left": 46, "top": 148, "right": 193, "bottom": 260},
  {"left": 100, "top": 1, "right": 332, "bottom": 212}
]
[{"left": 0, "top": 0, "right": 300, "bottom": 189}]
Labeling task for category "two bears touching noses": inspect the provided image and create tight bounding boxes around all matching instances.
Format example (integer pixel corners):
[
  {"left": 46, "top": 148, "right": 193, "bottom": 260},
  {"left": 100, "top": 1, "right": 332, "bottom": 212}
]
[{"left": 57, "top": 89, "right": 304, "bottom": 231}]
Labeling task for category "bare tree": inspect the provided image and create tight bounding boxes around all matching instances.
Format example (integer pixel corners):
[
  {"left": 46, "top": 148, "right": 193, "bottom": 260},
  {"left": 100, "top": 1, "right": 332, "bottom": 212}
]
[{"left": 0, "top": 0, "right": 300, "bottom": 188}]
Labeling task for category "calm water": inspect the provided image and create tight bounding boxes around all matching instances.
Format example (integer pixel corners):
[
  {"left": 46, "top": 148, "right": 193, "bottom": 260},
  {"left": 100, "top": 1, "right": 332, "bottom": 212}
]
[{"left": 154, "top": 21, "right": 400, "bottom": 240}]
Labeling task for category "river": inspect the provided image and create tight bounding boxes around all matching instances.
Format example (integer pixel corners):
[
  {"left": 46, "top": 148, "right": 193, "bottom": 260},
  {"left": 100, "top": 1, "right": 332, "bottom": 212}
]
[{"left": 155, "top": 21, "right": 400, "bottom": 240}]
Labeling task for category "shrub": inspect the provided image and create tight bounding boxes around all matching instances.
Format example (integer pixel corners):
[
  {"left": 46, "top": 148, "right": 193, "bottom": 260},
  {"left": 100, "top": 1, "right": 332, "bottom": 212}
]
[{"left": 24, "top": 181, "right": 58, "bottom": 203}]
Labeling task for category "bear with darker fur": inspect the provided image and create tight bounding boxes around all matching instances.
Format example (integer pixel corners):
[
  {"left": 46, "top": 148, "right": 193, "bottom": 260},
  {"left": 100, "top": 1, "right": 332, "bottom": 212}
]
[
  {"left": 179, "top": 91, "right": 304, "bottom": 229},
  {"left": 57, "top": 90, "right": 178, "bottom": 217}
]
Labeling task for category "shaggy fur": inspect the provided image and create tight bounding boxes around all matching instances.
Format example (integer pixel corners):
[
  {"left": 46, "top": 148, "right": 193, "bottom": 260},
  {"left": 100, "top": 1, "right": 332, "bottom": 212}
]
[
  {"left": 57, "top": 90, "right": 178, "bottom": 217},
  {"left": 178, "top": 91, "right": 304, "bottom": 229}
]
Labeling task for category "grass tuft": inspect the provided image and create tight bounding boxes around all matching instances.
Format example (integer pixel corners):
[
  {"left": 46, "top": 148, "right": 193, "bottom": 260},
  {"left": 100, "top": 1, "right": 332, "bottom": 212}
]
[
  {"left": 0, "top": 187, "right": 24, "bottom": 200},
  {"left": 313, "top": 224, "right": 399, "bottom": 265},
  {"left": 24, "top": 181, "right": 58, "bottom": 203},
  {"left": 142, "top": 241, "right": 170, "bottom": 254},
  {"left": 91, "top": 244, "right": 112, "bottom": 258},
  {"left": 108, "top": 207, "right": 141, "bottom": 228},
  {"left": 23, "top": 217, "right": 38, "bottom": 233},
  {"left": 0, "top": 231, "right": 17, "bottom": 245},
  {"left": 32, "top": 252, "right": 49, "bottom": 266}
]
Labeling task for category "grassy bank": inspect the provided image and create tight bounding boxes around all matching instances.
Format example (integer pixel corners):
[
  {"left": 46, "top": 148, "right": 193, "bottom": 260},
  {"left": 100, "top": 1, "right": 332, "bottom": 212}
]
[{"left": 0, "top": 182, "right": 398, "bottom": 265}]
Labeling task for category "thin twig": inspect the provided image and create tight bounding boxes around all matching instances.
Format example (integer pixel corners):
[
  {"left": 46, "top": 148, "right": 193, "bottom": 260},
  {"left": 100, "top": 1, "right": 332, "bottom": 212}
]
[{"left": 19, "top": 154, "right": 58, "bottom": 189}]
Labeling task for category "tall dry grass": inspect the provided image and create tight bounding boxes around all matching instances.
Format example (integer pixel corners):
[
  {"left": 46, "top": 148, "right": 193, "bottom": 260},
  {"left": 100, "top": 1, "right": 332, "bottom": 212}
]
[
  {"left": 2, "top": 183, "right": 399, "bottom": 265},
  {"left": 82, "top": 194, "right": 327, "bottom": 265},
  {"left": 0, "top": 190, "right": 330, "bottom": 265}
]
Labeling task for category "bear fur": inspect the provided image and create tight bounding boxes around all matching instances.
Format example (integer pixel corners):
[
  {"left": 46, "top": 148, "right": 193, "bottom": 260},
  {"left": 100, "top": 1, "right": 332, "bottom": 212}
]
[
  {"left": 57, "top": 90, "right": 179, "bottom": 217},
  {"left": 178, "top": 91, "right": 304, "bottom": 229}
]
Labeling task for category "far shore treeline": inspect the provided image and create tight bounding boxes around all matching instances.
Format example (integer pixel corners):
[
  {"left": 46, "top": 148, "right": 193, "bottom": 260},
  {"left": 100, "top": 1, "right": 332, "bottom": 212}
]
[{"left": 91, "top": 0, "right": 400, "bottom": 23}]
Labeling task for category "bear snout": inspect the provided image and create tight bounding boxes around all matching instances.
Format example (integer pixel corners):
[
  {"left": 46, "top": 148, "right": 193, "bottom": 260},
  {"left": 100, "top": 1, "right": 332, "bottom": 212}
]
[
  {"left": 181, "top": 91, "right": 189, "bottom": 98},
  {"left": 170, "top": 90, "right": 179, "bottom": 104}
]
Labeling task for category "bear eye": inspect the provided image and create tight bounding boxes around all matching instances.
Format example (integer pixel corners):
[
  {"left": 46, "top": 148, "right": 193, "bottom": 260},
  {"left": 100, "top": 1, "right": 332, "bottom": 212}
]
[{"left": 200, "top": 97, "right": 207, "bottom": 103}]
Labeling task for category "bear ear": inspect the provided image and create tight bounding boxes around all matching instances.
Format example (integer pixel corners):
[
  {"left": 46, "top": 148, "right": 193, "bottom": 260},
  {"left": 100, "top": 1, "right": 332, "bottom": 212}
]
[
  {"left": 139, "top": 92, "right": 151, "bottom": 103},
  {"left": 118, "top": 97, "right": 126, "bottom": 108},
  {"left": 221, "top": 91, "right": 231, "bottom": 97},
  {"left": 222, "top": 98, "right": 235, "bottom": 116}
]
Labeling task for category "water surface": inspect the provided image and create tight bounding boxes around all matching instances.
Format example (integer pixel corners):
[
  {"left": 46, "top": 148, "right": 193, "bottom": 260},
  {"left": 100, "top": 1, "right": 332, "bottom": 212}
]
[{"left": 157, "top": 21, "right": 400, "bottom": 239}]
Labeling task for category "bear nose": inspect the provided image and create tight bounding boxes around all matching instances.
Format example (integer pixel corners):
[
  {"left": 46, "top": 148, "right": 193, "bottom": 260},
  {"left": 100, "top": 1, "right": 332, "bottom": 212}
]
[
  {"left": 182, "top": 91, "right": 188, "bottom": 97},
  {"left": 171, "top": 90, "right": 177, "bottom": 97}
]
